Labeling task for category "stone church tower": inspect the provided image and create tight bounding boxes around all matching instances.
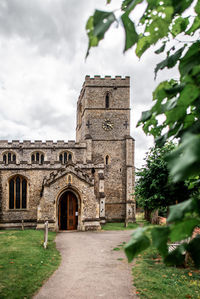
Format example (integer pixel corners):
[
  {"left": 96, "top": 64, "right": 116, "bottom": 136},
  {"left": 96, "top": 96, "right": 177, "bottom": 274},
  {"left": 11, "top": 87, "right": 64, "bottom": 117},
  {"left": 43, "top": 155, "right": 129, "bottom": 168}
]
[
  {"left": 0, "top": 75, "right": 135, "bottom": 231},
  {"left": 76, "top": 75, "right": 135, "bottom": 223}
]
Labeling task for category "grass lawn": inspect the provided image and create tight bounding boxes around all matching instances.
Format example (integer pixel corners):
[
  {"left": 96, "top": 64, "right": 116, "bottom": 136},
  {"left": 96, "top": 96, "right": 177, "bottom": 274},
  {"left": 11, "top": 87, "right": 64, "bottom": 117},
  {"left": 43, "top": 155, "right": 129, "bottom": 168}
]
[
  {"left": 102, "top": 222, "right": 139, "bottom": 230},
  {"left": 0, "top": 229, "right": 61, "bottom": 299},
  {"left": 132, "top": 247, "right": 200, "bottom": 299}
]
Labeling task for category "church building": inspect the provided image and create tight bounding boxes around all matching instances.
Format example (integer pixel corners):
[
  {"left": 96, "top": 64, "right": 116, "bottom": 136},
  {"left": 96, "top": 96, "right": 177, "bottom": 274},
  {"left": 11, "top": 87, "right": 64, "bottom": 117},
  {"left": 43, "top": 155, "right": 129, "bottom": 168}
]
[{"left": 0, "top": 75, "right": 135, "bottom": 231}]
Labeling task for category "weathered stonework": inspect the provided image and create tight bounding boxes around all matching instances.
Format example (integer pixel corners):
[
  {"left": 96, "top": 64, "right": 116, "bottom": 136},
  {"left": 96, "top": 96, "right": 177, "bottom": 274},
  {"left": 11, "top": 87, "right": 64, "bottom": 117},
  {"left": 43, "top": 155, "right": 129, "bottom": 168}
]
[{"left": 0, "top": 75, "right": 135, "bottom": 231}]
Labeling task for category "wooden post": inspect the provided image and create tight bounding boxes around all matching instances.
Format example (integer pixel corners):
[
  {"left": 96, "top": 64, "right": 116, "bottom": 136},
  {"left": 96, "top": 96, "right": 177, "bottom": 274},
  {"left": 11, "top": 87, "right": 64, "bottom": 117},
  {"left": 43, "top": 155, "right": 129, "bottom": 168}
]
[
  {"left": 21, "top": 220, "right": 24, "bottom": 231},
  {"left": 43, "top": 221, "right": 48, "bottom": 249}
]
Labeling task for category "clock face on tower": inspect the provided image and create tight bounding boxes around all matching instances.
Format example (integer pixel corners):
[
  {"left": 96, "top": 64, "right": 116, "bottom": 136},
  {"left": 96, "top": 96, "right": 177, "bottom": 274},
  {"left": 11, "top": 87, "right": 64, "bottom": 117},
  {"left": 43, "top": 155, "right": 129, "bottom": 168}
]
[{"left": 102, "top": 119, "right": 114, "bottom": 131}]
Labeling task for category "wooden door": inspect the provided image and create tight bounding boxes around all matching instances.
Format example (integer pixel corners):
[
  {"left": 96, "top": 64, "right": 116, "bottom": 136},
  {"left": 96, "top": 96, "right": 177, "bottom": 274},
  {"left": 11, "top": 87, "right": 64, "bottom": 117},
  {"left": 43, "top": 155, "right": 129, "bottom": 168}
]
[
  {"left": 59, "top": 195, "right": 68, "bottom": 230},
  {"left": 67, "top": 193, "right": 77, "bottom": 230}
]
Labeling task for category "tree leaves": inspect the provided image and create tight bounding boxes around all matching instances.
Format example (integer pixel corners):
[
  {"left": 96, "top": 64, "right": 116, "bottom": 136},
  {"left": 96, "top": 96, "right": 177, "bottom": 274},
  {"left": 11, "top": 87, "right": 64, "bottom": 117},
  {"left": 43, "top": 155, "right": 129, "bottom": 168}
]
[
  {"left": 164, "top": 244, "right": 186, "bottom": 266},
  {"left": 167, "top": 133, "right": 200, "bottom": 182},
  {"left": 136, "top": 5, "right": 174, "bottom": 57},
  {"left": 151, "top": 226, "right": 170, "bottom": 256},
  {"left": 186, "top": 16, "right": 200, "bottom": 35},
  {"left": 187, "top": 236, "right": 200, "bottom": 268},
  {"left": 86, "top": 10, "right": 116, "bottom": 57},
  {"left": 167, "top": 199, "right": 196, "bottom": 223},
  {"left": 154, "top": 46, "right": 186, "bottom": 78},
  {"left": 155, "top": 43, "right": 166, "bottom": 54},
  {"left": 179, "top": 41, "right": 200, "bottom": 77},
  {"left": 171, "top": 17, "right": 189, "bottom": 37},
  {"left": 135, "top": 142, "right": 189, "bottom": 213},
  {"left": 170, "top": 219, "right": 199, "bottom": 242},
  {"left": 171, "top": 0, "right": 194, "bottom": 15},
  {"left": 121, "top": 12, "right": 138, "bottom": 51},
  {"left": 121, "top": 0, "right": 142, "bottom": 13},
  {"left": 124, "top": 227, "right": 150, "bottom": 262}
]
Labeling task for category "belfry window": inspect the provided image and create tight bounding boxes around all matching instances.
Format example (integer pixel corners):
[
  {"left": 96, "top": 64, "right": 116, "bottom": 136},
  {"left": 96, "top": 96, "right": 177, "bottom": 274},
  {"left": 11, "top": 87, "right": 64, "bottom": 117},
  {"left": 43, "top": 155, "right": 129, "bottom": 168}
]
[
  {"left": 105, "top": 93, "right": 109, "bottom": 109},
  {"left": 41, "top": 154, "right": 44, "bottom": 164},
  {"left": 9, "top": 176, "right": 27, "bottom": 209},
  {"left": 59, "top": 151, "right": 73, "bottom": 164},
  {"left": 3, "top": 152, "right": 17, "bottom": 164},
  {"left": 31, "top": 152, "right": 44, "bottom": 164}
]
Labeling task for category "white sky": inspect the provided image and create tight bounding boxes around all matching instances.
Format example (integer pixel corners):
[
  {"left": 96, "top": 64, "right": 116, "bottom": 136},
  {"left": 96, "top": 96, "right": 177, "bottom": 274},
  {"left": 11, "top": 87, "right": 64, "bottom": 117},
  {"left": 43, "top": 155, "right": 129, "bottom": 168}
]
[{"left": 0, "top": 0, "right": 178, "bottom": 168}]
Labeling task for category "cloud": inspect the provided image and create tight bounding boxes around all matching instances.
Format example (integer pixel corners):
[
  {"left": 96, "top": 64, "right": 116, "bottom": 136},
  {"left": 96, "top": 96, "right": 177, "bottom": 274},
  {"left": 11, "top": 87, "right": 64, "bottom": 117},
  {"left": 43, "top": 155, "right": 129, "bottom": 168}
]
[{"left": 0, "top": 0, "right": 178, "bottom": 167}]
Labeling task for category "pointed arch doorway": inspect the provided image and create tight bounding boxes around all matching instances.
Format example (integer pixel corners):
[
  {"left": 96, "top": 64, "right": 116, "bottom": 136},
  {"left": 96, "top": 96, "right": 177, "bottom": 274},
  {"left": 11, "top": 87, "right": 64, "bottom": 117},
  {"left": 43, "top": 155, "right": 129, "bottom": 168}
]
[{"left": 58, "top": 191, "right": 78, "bottom": 230}]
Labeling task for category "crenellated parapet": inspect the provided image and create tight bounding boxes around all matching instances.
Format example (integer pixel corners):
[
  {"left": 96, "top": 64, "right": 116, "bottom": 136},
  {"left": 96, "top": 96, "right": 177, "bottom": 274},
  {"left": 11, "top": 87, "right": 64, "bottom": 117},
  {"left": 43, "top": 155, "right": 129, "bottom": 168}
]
[
  {"left": 84, "top": 75, "right": 130, "bottom": 85},
  {"left": 0, "top": 140, "right": 86, "bottom": 149},
  {"left": 78, "top": 75, "right": 130, "bottom": 100}
]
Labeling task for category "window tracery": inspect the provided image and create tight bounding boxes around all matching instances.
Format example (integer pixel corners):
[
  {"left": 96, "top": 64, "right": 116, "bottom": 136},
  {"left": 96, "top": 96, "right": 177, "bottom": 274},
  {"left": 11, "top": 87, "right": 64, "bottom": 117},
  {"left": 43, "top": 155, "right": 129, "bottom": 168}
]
[
  {"left": 9, "top": 175, "right": 27, "bottom": 209},
  {"left": 59, "top": 151, "right": 73, "bottom": 164},
  {"left": 2, "top": 152, "right": 17, "bottom": 164},
  {"left": 31, "top": 152, "right": 45, "bottom": 164}
]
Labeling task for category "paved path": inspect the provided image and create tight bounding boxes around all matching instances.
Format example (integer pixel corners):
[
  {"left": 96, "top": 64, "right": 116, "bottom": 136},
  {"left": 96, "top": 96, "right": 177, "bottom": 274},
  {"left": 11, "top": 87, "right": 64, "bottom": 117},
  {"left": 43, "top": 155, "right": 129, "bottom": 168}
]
[{"left": 34, "top": 230, "right": 137, "bottom": 299}]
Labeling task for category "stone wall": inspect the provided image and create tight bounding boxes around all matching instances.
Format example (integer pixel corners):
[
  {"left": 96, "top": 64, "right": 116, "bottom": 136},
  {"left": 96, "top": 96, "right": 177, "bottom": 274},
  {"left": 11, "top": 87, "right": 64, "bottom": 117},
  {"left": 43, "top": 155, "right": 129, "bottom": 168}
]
[
  {"left": 0, "top": 75, "right": 135, "bottom": 229},
  {"left": 0, "top": 140, "right": 87, "bottom": 165},
  {"left": 76, "top": 75, "right": 135, "bottom": 222},
  {"left": 76, "top": 75, "right": 130, "bottom": 142},
  {"left": 92, "top": 140, "right": 126, "bottom": 221},
  {"left": 37, "top": 167, "right": 100, "bottom": 231}
]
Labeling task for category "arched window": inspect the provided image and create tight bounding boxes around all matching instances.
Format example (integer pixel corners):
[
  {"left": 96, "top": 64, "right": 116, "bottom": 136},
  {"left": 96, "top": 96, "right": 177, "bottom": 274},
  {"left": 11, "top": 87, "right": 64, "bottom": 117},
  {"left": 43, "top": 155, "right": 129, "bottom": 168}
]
[
  {"left": 36, "top": 152, "right": 40, "bottom": 162},
  {"left": 105, "top": 155, "right": 110, "bottom": 165},
  {"left": 64, "top": 152, "right": 67, "bottom": 163},
  {"left": 9, "top": 176, "right": 27, "bottom": 209},
  {"left": 31, "top": 152, "right": 44, "bottom": 164},
  {"left": 59, "top": 152, "right": 73, "bottom": 164},
  {"left": 105, "top": 93, "right": 109, "bottom": 109},
  {"left": 3, "top": 152, "right": 17, "bottom": 164},
  {"left": 9, "top": 179, "right": 14, "bottom": 209},
  {"left": 41, "top": 154, "right": 44, "bottom": 165}
]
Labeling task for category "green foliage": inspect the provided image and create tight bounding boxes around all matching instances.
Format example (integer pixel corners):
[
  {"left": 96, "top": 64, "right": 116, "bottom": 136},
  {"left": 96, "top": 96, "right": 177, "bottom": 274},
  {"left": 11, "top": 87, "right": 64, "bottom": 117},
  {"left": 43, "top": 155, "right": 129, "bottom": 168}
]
[
  {"left": 124, "top": 195, "right": 200, "bottom": 266},
  {"left": 86, "top": 0, "right": 200, "bottom": 267},
  {"left": 121, "top": 12, "right": 138, "bottom": 52},
  {"left": 164, "top": 244, "right": 187, "bottom": 266},
  {"left": 154, "top": 45, "right": 186, "bottom": 78},
  {"left": 151, "top": 226, "right": 169, "bottom": 256},
  {"left": 187, "top": 236, "right": 200, "bottom": 268},
  {"left": 124, "top": 227, "right": 150, "bottom": 262},
  {"left": 86, "top": 0, "right": 200, "bottom": 182},
  {"left": 86, "top": 10, "right": 116, "bottom": 57},
  {"left": 135, "top": 142, "right": 189, "bottom": 211},
  {"left": 170, "top": 219, "right": 199, "bottom": 241}
]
